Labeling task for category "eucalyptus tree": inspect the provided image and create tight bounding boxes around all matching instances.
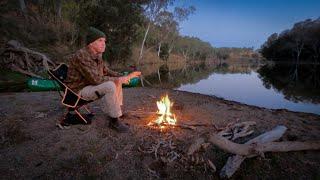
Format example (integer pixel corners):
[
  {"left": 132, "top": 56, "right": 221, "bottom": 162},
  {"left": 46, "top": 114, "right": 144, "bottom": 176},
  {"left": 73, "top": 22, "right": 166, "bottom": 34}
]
[
  {"left": 138, "top": 0, "right": 194, "bottom": 63},
  {"left": 18, "top": 0, "right": 27, "bottom": 14},
  {"left": 74, "top": 0, "right": 144, "bottom": 64}
]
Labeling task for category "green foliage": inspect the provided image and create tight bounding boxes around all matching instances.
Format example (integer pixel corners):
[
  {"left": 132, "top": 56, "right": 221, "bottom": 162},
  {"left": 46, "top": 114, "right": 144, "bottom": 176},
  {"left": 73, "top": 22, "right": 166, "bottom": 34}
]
[
  {"left": 173, "top": 36, "right": 212, "bottom": 61},
  {"left": 0, "top": 0, "right": 19, "bottom": 14},
  {"left": 1, "top": 0, "right": 257, "bottom": 65},
  {"left": 0, "top": 69, "right": 28, "bottom": 92},
  {"left": 260, "top": 18, "right": 320, "bottom": 63},
  {"left": 72, "top": 0, "right": 144, "bottom": 64},
  {"left": 159, "top": 43, "right": 170, "bottom": 61}
]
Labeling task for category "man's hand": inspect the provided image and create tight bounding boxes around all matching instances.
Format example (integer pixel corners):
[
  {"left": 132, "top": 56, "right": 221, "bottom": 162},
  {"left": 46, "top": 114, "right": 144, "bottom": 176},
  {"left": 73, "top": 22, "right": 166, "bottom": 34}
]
[
  {"left": 112, "top": 71, "right": 141, "bottom": 85},
  {"left": 128, "top": 71, "right": 141, "bottom": 79},
  {"left": 120, "top": 77, "right": 130, "bottom": 84}
]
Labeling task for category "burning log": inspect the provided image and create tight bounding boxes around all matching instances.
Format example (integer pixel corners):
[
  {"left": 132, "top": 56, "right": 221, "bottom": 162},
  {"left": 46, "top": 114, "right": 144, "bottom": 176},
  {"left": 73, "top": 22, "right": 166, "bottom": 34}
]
[{"left": 147, "top": 94, "right": 197, "bottom": 131}]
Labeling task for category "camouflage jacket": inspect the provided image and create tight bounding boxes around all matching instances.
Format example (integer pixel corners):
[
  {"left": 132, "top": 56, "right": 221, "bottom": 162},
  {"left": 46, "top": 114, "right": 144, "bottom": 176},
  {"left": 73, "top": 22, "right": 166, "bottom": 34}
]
[{"left": 64, "top": 47, "right": 122, "bottom": 93}]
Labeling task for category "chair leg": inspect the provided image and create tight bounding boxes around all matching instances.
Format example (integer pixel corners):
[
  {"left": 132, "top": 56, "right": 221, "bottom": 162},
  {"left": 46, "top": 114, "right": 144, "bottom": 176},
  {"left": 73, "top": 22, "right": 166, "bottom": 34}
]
[
  {"left": 83, "top": 105, "right": 92, "bottom": 114},
  {"left": 74, "top": 109, "right": 88, "bottom": 124},
  {"left": 60, "top": 111, "right": 69, "bottom": 124}
]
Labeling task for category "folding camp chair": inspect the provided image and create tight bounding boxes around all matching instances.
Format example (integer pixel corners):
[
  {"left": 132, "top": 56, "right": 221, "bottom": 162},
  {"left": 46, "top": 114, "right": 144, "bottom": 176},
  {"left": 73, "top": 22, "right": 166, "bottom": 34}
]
[{"left": 48, "top": 63, "right": 95, "bottom": 125}]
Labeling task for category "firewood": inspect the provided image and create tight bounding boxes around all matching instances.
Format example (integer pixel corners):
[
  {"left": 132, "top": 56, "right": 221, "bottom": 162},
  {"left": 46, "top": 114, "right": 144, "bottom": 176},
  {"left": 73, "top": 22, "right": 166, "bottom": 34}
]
[
  {"left": 127, "top": 110, "right": 157, "bottom": 115},
  {"left": 207, "top": 159, "right": 216, "bottom": 172},
  {"left": 182, "top": 122, "right": 213, "bottom": 127},
  {"left": 187, "top": 137, "right": 205, "bottom": 155},
  {"left": 201, "top": 143, "right": 211, "bottom": 150},
  {"left": 175, "top": 124, "right": 196, "bottom": 130}
]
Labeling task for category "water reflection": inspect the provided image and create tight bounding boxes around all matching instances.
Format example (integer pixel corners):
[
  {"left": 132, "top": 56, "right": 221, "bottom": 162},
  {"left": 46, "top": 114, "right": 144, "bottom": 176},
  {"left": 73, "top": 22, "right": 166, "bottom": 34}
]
[
  {"left": 258, "top": 63, "right": 320, "bottom": 104},
  {"left": 143, "top": 61, "right": 260, "bottom": 89},
  {"left": 142, "top": 61, "right": 320, "bottom": 115}
]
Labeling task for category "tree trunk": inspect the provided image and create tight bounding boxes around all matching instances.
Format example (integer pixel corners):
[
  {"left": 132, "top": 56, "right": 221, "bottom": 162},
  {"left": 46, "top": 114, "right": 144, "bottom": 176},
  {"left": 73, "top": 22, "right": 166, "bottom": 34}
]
[
  {"left": 157, "top": 42, "right": 162, "bottom": 57},
  {"left": 19, "top": 0, "right": 27, "bottom": 14},
  {"left": 157, "top": 68, "right": 161, "bottom": 83},
  {"left": 138, "top": 22, "right": 151, "bottom": 65},
  {"left": 292, "top": 42, "right": 304, "bottom": 81},
  {"left": 182, "top": 50, "right": 188, "bottom": 61},
  {"left": 56, "top": 0, "right": 62, "bottom": 19},
  {"left": 312, "top": 43, "right": 319, "bottom": 63}
]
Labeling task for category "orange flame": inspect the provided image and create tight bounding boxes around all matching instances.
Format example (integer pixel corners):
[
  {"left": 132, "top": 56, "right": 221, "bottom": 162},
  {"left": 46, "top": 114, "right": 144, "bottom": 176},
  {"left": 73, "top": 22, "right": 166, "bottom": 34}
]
[{"left": 148, "top": 94, "right": 177, "bottom": 127}]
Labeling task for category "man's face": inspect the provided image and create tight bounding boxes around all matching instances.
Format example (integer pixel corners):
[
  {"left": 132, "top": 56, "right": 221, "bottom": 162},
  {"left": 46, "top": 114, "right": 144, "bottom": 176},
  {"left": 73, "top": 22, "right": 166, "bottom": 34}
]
[{"left": 89, "top": 37, "right": 106, "bottom": 53}]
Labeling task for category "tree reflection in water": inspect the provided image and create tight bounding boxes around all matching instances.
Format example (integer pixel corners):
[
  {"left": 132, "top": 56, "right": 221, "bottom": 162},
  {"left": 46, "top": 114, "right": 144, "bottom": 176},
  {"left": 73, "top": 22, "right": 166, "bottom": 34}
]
[
  {"left": 144, "top": 61, "right": 260, "bottom": 89},
  {"left": 258, "top": 63, "right": 320, "bottom": 104}
]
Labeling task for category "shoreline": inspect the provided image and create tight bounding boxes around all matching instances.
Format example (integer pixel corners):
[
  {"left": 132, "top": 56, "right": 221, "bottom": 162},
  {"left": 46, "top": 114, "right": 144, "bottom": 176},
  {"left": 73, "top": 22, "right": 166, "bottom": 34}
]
[
  {"left": 175, "top": 89, "right": 320, "bottom": 116},
  {"left": 0, "top": 87, "right": 319, "bottom": 179}
]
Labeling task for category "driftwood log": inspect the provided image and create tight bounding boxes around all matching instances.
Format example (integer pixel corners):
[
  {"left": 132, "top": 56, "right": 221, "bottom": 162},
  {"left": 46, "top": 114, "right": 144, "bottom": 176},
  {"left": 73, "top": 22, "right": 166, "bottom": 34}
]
[
  {"left": 217, "top": 121, "right": 256, "bottom": 140},
  {"left": 210, "top": 126, "right": 320, "bottom": 178},
  {"left": 208, "top": 131, "right": 320, "bottom": 156},
  {"left": 187, "top": 121, "right": 257, "bottom": 155},
  {"left": 0, "top": 40, "right": 55, "bottom": 77},
  {"left": 220, "top": 125, "right": 287, "bottom": 178},
  {"left": 187, "top": 124, "right": 320, "bottom": 178}
]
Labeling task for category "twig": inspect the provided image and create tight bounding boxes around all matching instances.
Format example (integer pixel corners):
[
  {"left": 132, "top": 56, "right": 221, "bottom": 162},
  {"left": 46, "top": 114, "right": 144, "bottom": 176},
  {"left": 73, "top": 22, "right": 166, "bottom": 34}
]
[{"left": 187, "top": 137, "right": 205, "bottom": 155}]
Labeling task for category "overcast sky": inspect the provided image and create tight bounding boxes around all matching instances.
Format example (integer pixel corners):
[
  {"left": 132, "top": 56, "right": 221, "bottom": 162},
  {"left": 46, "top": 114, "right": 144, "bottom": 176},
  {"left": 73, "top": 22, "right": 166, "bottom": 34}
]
[{"left": 176, "top": 0, "right": 320, "bottom": 49}]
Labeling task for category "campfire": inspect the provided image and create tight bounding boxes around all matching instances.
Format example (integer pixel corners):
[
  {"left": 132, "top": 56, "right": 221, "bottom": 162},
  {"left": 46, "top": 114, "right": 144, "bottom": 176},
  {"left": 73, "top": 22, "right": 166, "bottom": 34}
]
[{"left": 148, "top": 94, "right": 177, "bottom": 128}]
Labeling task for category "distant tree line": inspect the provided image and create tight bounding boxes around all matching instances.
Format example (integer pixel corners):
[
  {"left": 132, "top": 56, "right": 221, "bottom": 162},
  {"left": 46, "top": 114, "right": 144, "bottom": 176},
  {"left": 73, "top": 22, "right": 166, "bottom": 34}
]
[
  {"left": 1, "top": 0, "right": 258, "bottom": 65},
  {"left": 260, "top": 18, "right": 320, "bottom": 64}
]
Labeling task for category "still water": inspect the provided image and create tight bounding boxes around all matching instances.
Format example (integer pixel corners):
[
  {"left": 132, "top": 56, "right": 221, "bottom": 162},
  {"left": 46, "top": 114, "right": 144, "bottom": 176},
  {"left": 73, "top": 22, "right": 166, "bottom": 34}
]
[
  {"left": 178, "top": 71, "right": 320, "bottom": 115},
  {"left": 143, "top": 62, "right": 320, "bottom": 115}
]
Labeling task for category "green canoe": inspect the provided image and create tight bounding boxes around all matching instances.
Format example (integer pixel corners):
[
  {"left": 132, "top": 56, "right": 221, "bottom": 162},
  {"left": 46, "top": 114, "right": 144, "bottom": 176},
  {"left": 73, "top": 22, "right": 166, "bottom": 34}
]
[
  {"left": 27, "top": 76, "right": 140, "bottom": 92},
  {"left": 27, "top": 78, "right": 61, "bottom": 91}
]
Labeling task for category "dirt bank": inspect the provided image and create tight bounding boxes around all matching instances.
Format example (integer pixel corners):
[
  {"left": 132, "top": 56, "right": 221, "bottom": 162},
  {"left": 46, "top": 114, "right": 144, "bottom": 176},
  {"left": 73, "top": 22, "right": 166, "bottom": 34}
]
[{"left": 0, "top": 87, "right": 319, "bottom": 179}]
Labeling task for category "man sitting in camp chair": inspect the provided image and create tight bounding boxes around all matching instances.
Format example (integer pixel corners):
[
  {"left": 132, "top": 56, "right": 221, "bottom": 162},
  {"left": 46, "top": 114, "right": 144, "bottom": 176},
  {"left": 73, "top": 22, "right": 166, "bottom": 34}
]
[{"left": 64, "top": 27, "right": 141, "bottom": 133}]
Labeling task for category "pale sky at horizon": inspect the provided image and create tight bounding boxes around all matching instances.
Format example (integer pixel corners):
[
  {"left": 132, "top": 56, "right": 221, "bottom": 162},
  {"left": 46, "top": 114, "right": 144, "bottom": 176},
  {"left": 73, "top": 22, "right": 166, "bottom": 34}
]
[{"left": 175, "top": 0, "right": 320, "bottom": 49}]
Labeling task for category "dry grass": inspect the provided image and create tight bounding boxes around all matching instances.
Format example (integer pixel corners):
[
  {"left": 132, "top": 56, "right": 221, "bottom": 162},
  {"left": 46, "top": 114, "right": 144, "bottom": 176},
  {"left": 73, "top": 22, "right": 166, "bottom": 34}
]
[{"left": 0, "top": 118, "right": 30, "bottom": 148}]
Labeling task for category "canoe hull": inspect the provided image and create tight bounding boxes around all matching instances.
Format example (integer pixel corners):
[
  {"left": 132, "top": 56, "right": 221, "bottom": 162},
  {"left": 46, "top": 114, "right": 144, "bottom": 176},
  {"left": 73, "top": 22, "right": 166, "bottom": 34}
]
[{"left": 27, "top": 77, "right": 140, "bottom": 92}]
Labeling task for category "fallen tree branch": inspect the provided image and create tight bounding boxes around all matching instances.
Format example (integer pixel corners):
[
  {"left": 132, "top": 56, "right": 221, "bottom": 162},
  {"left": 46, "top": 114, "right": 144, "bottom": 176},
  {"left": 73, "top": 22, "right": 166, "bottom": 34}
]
[
  {"left": 209, "top": 133, "right": 320, "bottom": 157},
  {"left": 217, "top": 121, "right": 256, "bottom": 141},
  {"left": 183, "top": 122, "right": 213, "bottom": 127},
  {"left": 5, "top": 47, "right": 55, "bottom": 70},
  {"left": 254, "top": 141, "right": 320, "bottom": 152},
  {"left": 187, "top": 137, "right": 205, "bottom": 155},
  {"left": 208, "top": 126, "right": 320, "bottom": 178},
  {"left": 10, "top": 64, "right": 43, "bottom": 78},
  {"left": 1, "top": 40, "right": 56, "bottom": 78},
  {"left": 220, "top": 125, "right": 287, "bottom": 178},
  {"left": 175, "top": 124, "right": 196, "bottom": 130}
]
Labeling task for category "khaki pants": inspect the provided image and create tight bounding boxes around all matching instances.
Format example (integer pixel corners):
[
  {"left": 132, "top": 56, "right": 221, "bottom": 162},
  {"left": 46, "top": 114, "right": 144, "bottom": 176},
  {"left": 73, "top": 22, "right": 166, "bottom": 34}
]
[{"left": 79, "top": 81, "right": 123, "bottom": 118}]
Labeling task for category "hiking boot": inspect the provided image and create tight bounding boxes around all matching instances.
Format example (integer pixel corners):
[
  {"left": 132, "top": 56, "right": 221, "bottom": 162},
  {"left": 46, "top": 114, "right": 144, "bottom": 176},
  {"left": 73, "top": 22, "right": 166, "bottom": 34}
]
[{"left": 109, "top": 117, "right": 129, "bottom": 133}]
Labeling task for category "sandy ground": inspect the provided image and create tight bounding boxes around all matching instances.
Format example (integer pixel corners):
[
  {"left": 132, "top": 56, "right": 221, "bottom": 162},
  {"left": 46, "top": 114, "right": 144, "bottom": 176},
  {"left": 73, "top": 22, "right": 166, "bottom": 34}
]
[{"left": 0, "top": 87, "right": 319, "bottom": 179}]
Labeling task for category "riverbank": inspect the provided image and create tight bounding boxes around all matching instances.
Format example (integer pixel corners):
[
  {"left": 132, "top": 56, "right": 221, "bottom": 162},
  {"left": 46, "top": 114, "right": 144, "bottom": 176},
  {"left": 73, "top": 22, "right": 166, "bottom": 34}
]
[{"left": 0, "top": 87, "right": 319, "bottom": 179}]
